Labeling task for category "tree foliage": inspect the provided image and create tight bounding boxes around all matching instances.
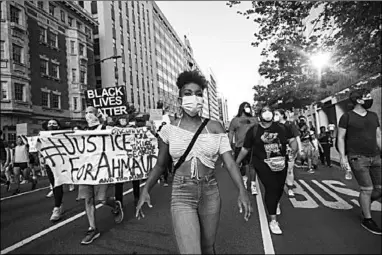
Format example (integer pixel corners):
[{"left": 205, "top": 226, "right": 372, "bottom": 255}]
[{"left": 227, "top": 1, "right": 382, "bottom": 109}]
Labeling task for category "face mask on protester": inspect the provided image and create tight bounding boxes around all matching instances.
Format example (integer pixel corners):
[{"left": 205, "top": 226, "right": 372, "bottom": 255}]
[
  {"left": 119, "top": 118, "right": 127, "bottom": 127},
  {"left": 47, "top": 121, "right": 59, "bottom": 130},
  {"left": 261, "top": 110, "right": 273, "bottom": 123},
  {"left": 273, "top": 115, "right": 280, "bottom": 122},
  {"left": 361, "top": 99, "right": 373, "bottom": 110},
  {"left": 181, "top": 95, "right": 204, "bottom": 117},
  {"left": 86, "top": 113, "right": 100, "bottom": 127},
  {"left": 244, "top": 107, "right": 251, "bottom": 115}
]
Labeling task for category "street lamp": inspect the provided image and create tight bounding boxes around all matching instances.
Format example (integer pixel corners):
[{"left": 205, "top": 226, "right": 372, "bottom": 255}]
[{"left": 88, "top": 55, "right": 121, "bottom": 67}]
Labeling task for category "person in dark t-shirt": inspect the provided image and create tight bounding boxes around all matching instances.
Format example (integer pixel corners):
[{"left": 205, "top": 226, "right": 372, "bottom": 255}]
[
  {"left": 236, "top": 106, "right": 288, "bottom": 235},
  {"left": 337, "top": 88, "right": 381, "bottom": 235},
  {"left": 318, "top": 126, "right": 333, "bottom": 167}
]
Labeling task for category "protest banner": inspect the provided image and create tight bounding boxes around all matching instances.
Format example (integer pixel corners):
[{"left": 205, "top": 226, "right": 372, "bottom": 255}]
[
  {"left": 86, "top": 86, "right": 128, "bottom": 117},
  {"left": 27, "top": 136, "right": 39, "bottom": 153},
  {"left": 37, "top": 127, "right": 158, "bottom": 187}
]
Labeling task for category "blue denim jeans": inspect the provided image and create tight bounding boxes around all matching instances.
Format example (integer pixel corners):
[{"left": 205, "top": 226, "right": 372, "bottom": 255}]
[{"left": 171, "top": 174, "right": 221, "bottom": 254}]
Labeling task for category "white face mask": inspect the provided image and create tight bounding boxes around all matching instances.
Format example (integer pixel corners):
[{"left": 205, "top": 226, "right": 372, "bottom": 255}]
[
  {"left": 273, "top": 115, "right": 280, "bottom": 122},
  {"left": 86, "top": 113, "right": 100, "bottom": 127},
  {"left": 261, "top": 111, "right": 273, "bottom": 122},
  {"left": 244, "top": 107, "right": 251, "bottom": 114},
  {"left": 119, "top": 119, "right": 127, "bottom": 127},
  {"left": 181, "top": 95, "right": 204, "bottom": 117}
]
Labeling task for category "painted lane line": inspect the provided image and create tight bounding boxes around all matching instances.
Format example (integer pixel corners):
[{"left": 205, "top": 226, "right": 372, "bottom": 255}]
[
  {"left": 255, "top": 178, "right": 275, "bottom": 255},
  {"left": 1, "top": 186, "right": 50, "bottom": 201},
  {"left": 0, "top": 182, "right": 146, "bottom": 255}
]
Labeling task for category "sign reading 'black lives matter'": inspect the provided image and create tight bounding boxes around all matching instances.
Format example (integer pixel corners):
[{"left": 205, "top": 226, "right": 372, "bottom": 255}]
[{"left": 86, "top": 86, "right": 127, "bottom": 116}]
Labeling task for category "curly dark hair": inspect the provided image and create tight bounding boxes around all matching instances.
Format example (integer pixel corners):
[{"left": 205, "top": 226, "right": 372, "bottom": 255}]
[{"left": 176, "top": 70, "right": 208, "bottom": 91}]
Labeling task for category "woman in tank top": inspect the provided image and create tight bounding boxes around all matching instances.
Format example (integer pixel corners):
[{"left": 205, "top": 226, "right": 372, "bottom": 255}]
[{"left": 136, "top": 70, "right": 252, "bottom": 254}]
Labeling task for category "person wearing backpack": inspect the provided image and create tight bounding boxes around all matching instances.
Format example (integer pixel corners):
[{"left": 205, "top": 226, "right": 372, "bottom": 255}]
[{"left": 337, "top": 88, "right": 381, "bottom": 235}]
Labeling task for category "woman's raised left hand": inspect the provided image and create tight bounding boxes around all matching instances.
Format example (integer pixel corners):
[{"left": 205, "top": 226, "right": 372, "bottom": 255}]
[{"left": 238, "top": 191, "right": 253, "bottom": 221}]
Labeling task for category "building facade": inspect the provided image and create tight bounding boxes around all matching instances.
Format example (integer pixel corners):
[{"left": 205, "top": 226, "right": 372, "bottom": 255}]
[
  {"left": 218, "top": 94, "right": 229, "bottom": 127},
  {"left": 0, "top": 1, "right": 97, "bottom": 141},
  {"left": 83, "top": 1, "right": 158, "bottom": 114}
]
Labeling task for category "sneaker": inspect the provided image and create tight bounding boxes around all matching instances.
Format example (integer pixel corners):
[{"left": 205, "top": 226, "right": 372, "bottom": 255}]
[
  {"left": 163, "top": 182, "right": 169, "bottom": 187},
  {"left": 269, "top": 220, "right": 282, "bottom": 235},
  {"left": 31, "top": 179, "right": 37, "bottom": 190},
  {"left": 113, "top": 200, "right": 124, "bottom": 224},
  {"left": 20, "top": 180, "right": 27, "bottom": 185},
  {"left": 243, "top": 176, "right": 248, "bottom": 190},
  {"left": 361, "top": 218, "right": 382, "bottom": 235},
  {"left": 276, "top": 204, "right": 281, "bottom": 215},
  {"left": 81, "top": 228, "right": 100, "bottom": 245},
  {"left": 307, "top": 169, "right": 315, "bottom": 174},
  {"left": 69, "top": 184, "right": 75, "bottom": 192},
  {"left": 288, "top": 189, "right": 295, "bottom": 197},
  {"left": 46, "top": 190, "right": 54, "bottom": 198},
  {"left": 251, "top": 182, "right": 258, "bottom": 195},
  {"left": 13, "top": 189, "right": 21, "bottom": 195},
  {"left": 50, "top": 205, "right": 63, "bottom": 221}
]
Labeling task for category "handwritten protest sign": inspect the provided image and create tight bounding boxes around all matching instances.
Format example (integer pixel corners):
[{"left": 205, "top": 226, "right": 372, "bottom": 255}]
[
  {"left": 86, "top": 86, "right": 128, "bottom": 116},
  {"left": 149, "top": 109, "right": 163, "bottom": 121},
  {"left": 27, "top": 136, "right": 39, "bottom": 153},
  {"left": 37, "top": 127, "right": 158, "bottom": 187}
]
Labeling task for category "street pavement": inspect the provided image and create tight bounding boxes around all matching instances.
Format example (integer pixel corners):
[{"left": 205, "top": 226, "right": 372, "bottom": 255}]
[{"left": 0, "top": 162, "right": 381, "bottom": 254}]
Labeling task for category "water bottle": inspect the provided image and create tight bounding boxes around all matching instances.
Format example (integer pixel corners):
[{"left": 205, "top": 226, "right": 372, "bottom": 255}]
[{"left": 345, "top": 163, "right": 352, "bottom": 180}]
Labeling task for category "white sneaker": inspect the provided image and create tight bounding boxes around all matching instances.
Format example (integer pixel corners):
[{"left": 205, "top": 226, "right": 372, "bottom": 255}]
[
  {"left": 288, "top": 189, "right": 295, "bottom": 197},
  {"left": 50, "top": 205, "right": 63, "bottom": 221},
  {"left": 251, "top": 182, "right": 258, "bottom": 195},
  {"left": 20, "top": 180, "right": 28, "bottom": 185},
  {"left": 46, "top": 190, "right": 54, "bottom": 198},
  {"left": 269, "top": 220, "right": 282, "bottom": 235},
  {"left": 69, "top": 184, "right": 75, "bottom": 192},
  {"left": 243, "top": 176, "right": 248, "bottom": 190},
  {"left": 276, "top": 204, "right": 281, "bottom": 215}
]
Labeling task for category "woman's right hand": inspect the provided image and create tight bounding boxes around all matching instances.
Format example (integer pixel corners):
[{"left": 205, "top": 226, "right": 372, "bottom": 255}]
[{"left": 135, "top": 189, "right": 153, "bottom": 220}]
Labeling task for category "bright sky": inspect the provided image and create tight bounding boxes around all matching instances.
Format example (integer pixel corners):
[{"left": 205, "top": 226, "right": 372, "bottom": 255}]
[{"left": 155, "top": 1, "right": 263, "bottom": 120}]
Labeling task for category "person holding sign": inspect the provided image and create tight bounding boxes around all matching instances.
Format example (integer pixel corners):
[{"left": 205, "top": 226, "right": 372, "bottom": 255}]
[
  {"left": 78, "top": 106, "right": 124, "bottom": 245},
  {"left": 136, "top": 70, "right": 252, "bottom": 254}
]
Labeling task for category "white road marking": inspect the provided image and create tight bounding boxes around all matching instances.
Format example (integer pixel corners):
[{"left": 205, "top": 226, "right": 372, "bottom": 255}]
[
  {"left": 1, "top": 186, "right": 50, "bottom": 201},
  {"left": 255, "top": 178, "right": 275, "bottom": 255},
  {"left": 0, "top": 182, "right": 146, "bottom": 254}
]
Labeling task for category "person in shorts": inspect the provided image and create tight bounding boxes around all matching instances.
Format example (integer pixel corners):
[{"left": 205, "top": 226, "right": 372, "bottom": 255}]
[
  {"left": 337, "top": 88, "right": 381, "bottom": 235},
  {"left": 229, "top": 102, "right": 259, "bottom": 195},
  {"left": 297, "top": 116, "right": 314, "bottom": 173},
  {"left": 78, "top": 106, "right": 124, "bottom": 245}
]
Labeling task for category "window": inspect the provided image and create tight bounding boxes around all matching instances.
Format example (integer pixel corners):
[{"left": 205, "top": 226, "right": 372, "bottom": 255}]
[
  {"left": 39, "top": 26, "right": 47, "bottom": 43},
  {"left": 12, "top": 44, "right": 22, "bottom": 64},
  {"left": 1, "top": 82, "right": 8, "bottom": 100},
  {"left": 52, "top": 94, "right": 60, "bottom": 109},
  {"left": 80, "top": 70, "right": 86, "bottom": 83},
  {"left": 38, "top": 1, "right": 44, "bottom": 9},
  {"left": 91, "top": 1, "right": 98, "bottom": 14},
  {"left": 82, "top": 98, "right": 86, "bottom": 110},
  {"left": 70, "top": 40, "right": 75, "bottom": 54},
  {"left": 51, "top": 63, "right": 59, "bottom": 78},
  {"left": 49, "top": 32, "right": 58, "bottom": 48},
  {"left": 14, "top": 83, "right": 24, "bottom": 101},
  {"left": 78, "top": 1, "right": 84, "bottom": 8},
  {"left": 10, "top": 6, "right": 20, "bottom": 24},
  {"left": 79, "top": 43, "right": 84, "bottom": 56},
  {"left": 40, "top": 59, "right": 48, "bottom": 74},
  {"left": 77, "top": 21, "right": 82, "bottom": 31},
  {"left": 49, "top": 3, "right": 55, "bottom": 16},
  {"left": 72, "top": 68, "right": 76, "bottom": 82},
  {"left": 41, "top": 91, "right": 49, "bottom": 107},
  {"left": 73, "top": 97, "right": 78, "bottom": 111},
  {"left": 0, "top": 41, "right": 4, "bottom": 59},
  {"left": 85, "top": 27, "right": 91, "bottom": 39},
  {"left": 60, "top": 10, "right": 65, "bottom": 22},
  {"left": 68, "top": 16, "right": 73, "bottom": 27}
]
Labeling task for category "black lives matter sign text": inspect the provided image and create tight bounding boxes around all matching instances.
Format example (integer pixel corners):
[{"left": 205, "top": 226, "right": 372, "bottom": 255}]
[
  {"left": 37, "top": 128, "right": 158, "bottom": 186},
  {"left": 86, "top": 86, "right": 127, "bottom": 116}
]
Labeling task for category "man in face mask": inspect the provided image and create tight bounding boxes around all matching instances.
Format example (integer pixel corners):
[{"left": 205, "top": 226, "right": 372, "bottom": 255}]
[
  {"left": 337, "top": 88, "right": 382, "bottom": 235},
  {"left": 229, "top": 102, "right": 259, "bottom": 195}
]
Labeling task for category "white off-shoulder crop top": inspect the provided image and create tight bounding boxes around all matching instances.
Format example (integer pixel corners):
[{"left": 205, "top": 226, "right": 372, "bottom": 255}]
[{"left": 158, "top": 120, "right": 232, "bottom": 179}]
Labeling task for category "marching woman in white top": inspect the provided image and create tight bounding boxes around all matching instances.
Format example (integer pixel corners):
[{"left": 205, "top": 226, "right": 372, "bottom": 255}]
[
  {"left": 136, "top": 70, "right": 252, "bottom": 254},
  {"left": 12, "top": 135, "right": 36, "bottom": 194}
]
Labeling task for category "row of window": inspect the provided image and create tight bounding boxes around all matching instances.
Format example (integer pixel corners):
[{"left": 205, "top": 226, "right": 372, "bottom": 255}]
[
  {"left": 1, "top": 82, "right": 25, "bottom": 101},
  {"left": 40, "top": 58, "right": 60, "bottom": 79},
  {"left": 41, "top": 90, "right": 61, "bottom": 109}
]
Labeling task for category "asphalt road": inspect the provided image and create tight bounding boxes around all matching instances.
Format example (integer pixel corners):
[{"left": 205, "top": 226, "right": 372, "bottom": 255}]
[{"left": 1, "top": 163, "right": 381, "bottom": 254}]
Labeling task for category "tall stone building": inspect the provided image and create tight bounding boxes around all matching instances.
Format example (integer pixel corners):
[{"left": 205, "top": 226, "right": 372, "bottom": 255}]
[{"left": 0, "top": 1, "right": 97, "bottom": 141}]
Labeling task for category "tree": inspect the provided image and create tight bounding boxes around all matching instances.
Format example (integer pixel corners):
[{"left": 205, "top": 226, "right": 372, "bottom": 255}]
[{"left": 227, "top": 1, "right": 381, "bottom": 107}]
